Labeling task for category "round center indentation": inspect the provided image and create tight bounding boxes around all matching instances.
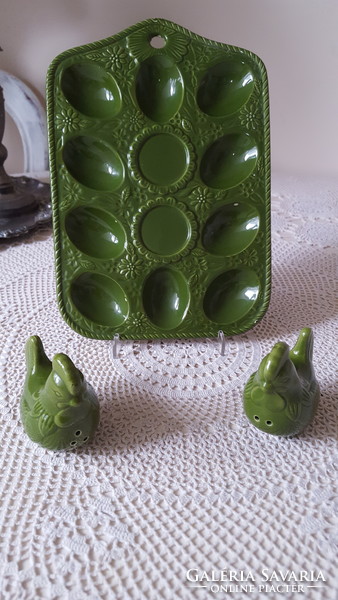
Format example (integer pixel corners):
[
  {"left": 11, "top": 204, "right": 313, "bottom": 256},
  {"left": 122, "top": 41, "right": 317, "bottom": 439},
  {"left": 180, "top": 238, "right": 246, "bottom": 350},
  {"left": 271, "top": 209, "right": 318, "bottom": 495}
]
[
  {"left": 141, "top": 205, "right": 191, "bottom": 255},
  {"left": 138, "top": 134, "right": 189, "bottom": 186}
]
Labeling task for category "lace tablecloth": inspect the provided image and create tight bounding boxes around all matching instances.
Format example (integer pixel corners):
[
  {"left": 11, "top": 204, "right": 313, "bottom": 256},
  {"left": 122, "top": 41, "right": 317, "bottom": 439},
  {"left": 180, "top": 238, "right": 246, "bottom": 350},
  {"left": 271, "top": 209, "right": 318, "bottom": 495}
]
[{"left": 0, "top": 174, "right": 337, "bottom": 600}]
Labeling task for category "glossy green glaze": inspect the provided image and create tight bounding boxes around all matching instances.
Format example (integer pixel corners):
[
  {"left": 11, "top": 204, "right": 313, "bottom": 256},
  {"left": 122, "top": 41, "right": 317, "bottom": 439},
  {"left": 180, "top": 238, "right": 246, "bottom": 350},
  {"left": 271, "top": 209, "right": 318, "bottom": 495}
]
[
  {"left": 143, "top": 267, "right": 190, "bottom": 329},
  {"left": 136, "top": 55, "right": 184, "bottom": 123},
  {"left": 20, "top": 336, "right": 100, "bottom": 450},
  {"left": 70, "top": 272, "right": 129, "bottom": 326},
  {"left": 65, "top": 207, "right": 127, "bottom": 259},
  {"left": 197, "top": 60, "right": 254, "bottom": 117},
  {"left": 141, "top": 205, "right": 191, "bottom": 255},
  {"left": 243, "top": 328, "right": 320, "bottom": 436},
  {"left": 61, "top": 63, "right": 122, "bottom": 118},
  {"left": 138, "top": 133, "right": 189, "bottom": 186},
  {"left": 203, "top": 268, "right": 260, "bottom": 324},
  {"left": 202, "top": 202, "right": 259, "bottom": 256},
  {"left": 47, "top": 18, "right": 270, "bottom": 340},
  {"left": 63, "top": 135, "right": 125, "bottom": 191},
  {"left": 200, "top": 133, "right": 258, "bottom": 189}
]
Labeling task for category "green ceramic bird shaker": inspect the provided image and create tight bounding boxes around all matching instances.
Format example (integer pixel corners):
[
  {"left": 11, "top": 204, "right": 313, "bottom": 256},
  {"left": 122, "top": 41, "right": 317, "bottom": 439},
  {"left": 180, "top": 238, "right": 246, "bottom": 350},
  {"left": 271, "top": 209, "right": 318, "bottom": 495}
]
[
  {"left": 243, "top": 328, "right": 320, "bottom": 436},
  {"left": 21, "top": 336, "right": 100, "bottom": 450}
]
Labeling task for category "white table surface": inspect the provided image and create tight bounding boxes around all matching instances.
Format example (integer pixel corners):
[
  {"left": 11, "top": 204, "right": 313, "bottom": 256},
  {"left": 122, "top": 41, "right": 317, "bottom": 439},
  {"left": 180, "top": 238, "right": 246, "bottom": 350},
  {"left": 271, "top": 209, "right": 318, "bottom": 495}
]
[{"left": 0, "top": 173, "right": 337, "bottom": 600}]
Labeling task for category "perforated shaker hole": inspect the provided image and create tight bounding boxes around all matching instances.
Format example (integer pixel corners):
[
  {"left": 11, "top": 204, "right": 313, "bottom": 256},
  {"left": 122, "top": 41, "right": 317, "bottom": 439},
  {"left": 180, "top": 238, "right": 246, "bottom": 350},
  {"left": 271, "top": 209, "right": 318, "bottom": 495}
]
[
  {"left": 75, "top": 430, "right": 82, "bottom": 436},
  {"left": 83, "top": 437, "right": 89, "bottom": 442},
  {"left": 266, "top": 420, "right": 273, "bottom": 426},
  {"left": 70, "top": 441, "right": 77, "bottom": 446},
  {"left": 254, "top": 415, "right": 260, "bottom": 421},
  {"left": 150, "top": 35, "right": 166, "bottom": 48}
]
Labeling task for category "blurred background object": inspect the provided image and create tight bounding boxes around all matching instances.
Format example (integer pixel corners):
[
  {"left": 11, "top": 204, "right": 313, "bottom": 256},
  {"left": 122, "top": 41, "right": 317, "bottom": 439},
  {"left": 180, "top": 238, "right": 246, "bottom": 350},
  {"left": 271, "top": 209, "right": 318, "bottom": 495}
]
[
  {"left": 0, "top": 69, "right": 48, "bottom": 173},
  {"left": 0, "top": 76, "right": 50, "bottom": 238}
]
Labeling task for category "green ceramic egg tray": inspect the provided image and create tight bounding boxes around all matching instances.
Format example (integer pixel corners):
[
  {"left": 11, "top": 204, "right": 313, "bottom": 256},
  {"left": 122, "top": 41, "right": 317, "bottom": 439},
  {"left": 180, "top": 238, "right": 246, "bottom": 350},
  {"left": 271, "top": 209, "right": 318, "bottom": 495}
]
[{"left": 47, "top": 18, "right": 271, "bottom": 340}]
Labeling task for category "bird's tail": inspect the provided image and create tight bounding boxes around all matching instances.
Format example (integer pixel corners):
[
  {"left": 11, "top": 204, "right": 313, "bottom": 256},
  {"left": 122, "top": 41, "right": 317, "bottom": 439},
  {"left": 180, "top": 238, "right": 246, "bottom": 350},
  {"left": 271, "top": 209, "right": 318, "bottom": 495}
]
[
  {"left": 289, "top": 328, "right": 314, "bottom": 380},
  {"left": 25, "top": 336, "right": 52, "bottom": 383}
]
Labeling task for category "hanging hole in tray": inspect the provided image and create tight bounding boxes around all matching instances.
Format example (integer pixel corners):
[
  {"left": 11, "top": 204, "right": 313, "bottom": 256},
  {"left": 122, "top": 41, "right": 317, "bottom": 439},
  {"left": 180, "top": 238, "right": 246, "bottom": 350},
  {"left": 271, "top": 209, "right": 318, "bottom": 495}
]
[{"left": 150, "top": 34, "right": 166, "bottom": 48}]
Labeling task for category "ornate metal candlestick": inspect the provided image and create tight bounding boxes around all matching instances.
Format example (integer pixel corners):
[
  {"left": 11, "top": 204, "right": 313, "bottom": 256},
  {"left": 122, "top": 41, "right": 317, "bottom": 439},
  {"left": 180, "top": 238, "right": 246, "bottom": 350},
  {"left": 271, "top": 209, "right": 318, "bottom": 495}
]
[{"left": 0, "top": 85, "right": 51, "bottom": 239}]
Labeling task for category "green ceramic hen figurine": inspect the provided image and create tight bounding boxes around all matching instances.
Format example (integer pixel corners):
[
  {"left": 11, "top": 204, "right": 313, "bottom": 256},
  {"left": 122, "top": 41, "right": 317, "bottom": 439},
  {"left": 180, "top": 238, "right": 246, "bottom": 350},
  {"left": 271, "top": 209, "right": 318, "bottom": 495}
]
[
  {"left": 243, "top": 328, "right": 320, "bottom": 436},
  {"left": 21, "top": 336, "right": 100, "bottom": 450}
]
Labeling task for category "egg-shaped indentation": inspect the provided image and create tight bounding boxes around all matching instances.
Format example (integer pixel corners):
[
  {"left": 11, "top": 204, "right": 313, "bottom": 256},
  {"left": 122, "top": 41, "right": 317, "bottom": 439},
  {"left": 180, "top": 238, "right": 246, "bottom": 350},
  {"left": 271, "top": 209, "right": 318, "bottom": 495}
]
[
  {"left": 70, "top": 272, "right": 129, "bottom": 327},
  {"left": 136, "top": 55, "right": 184, "bottom": 123},
  {"left": 143, "top": 268, "right": 190, "bottom": 330},
  {"left": 200, "top": 133, "right": 258, "bottom": 190},
  {"left": 202, "top": 202, "right": 259, "bottom": 256},
  {"left": 203, "top": 269, "right": 260, "bottom": 324},
  {"left": 138, "top": 134, "right": 189, "bottom": 186},
  {"left": 141, "top": 205, "right": 191, "bottom": 255},
  {"left": 197, "top": 60, "right": 254, "bottom": 117},
  {"left": 65, "top": 207, "right": 126, "bottom": 259},
  {"left": 61, "top": 63, "right": 122, "bottom": 118},
  {"left": 63, "top": 136, "right": 124, "bottom": 191}
]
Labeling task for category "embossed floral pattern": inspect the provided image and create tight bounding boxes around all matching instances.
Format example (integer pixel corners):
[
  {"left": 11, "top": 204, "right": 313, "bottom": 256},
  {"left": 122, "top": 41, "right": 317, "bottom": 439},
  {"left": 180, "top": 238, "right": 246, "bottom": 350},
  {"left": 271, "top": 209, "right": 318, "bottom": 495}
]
[
  {"left": 114, "top": 187, "right": 149, "bottom": 219},
  {"left": 119, "top": 253, "right": 144, "bottom": 279},
  {"left": 240, "top": 178, "right": 261, "bottom": 199},
  {"left": 239, "top": 248, "right": 258, "bottom": 267},
  {"left": 183, "top": 46, "right": 216, "bottom": 86},
  {"left": 190, "top": 187, "right": 214, "bottom": 213},
  {"left": 184, "top": 250, "right": 209, "bottom": 284},
  {"left": 55, "top": 108, "right": 90, "bottom": 134},
  {"left": 117, "top": 111, "right": 146, "bottom": 142},
  {"left": 87, "top": 45, "right": 129, "bottom": 71},
  {"left": 59, "top": 172, "right": 83, "bottom": 210},
  {"left": 127, "top": 111, "right": 146, "bottom": 132},
  {"left": 78, "top": 258, "right": 98, "bottom": 271},
  {"left": 239, "top": 104, "right": 260, "bottom": 130},
  {"left": 127, "top": 313, "right": 149, "bottom": 332}
]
